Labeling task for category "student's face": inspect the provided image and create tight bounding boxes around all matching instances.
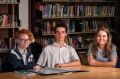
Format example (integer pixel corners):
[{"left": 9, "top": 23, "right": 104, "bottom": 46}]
[
  {"left": 54, "top": 27, "right": 67, "bottom": 42},
  {"left": 96, "top": 30, "right": 108, "bottom": 46},
  {"left": 17, "top": 34, "right": 30, "bottom": 49}
]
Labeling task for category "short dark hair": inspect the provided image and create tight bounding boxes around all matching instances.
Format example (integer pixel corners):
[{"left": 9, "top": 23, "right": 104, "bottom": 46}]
[{"left": 54, "top": 23, "right": 67, "bottom": 33}]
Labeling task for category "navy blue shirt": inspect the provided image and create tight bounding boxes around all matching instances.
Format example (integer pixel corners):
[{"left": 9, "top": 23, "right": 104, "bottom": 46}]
[{"left": 2, "top": 45, "right": 35, "bottom": 72}]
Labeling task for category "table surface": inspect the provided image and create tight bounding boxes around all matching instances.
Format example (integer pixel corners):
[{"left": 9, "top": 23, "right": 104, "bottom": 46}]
[{"left": 0, "top": 65, "right": 120, "bottom": 79}]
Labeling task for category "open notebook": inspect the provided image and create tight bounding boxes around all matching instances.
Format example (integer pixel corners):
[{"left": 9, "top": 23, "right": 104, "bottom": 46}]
[{"left": 30, "top": 68, "right": 89, "bottom": 75}]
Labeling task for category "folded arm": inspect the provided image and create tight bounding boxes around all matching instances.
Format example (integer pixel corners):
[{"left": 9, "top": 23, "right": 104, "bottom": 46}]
[
  {"left": 54, "top": 59, "right": 81, "bottom": 68},
  {"left": 87, "top": 55, "right": 117, "bottom": 67}
]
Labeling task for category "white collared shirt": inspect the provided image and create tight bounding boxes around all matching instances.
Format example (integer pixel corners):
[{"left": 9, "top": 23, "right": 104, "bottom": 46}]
[
  {"left": 18, "top": 48, "right": 28, "bottom": 65},
  {"left": 37, "top": 42, "right": 80, "bottom": 67}
]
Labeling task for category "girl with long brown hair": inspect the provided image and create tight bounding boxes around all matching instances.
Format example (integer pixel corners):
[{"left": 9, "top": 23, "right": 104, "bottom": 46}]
[{"left": 87, "top": 23, "right": 118, "bottom": 67}]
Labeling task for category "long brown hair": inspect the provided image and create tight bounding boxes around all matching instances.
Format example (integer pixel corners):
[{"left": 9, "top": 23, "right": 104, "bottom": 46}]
[{"left": 92, "top": 23, "right": 112, "bottom": 58}]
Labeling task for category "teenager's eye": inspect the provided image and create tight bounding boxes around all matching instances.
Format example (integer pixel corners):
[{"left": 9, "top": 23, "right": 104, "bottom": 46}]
[
  {"left": 62, "top": 31, "right": 65, "bottom": 33},
  {"left": 103, "top": 35, "right": 107, "bottom": 38}
]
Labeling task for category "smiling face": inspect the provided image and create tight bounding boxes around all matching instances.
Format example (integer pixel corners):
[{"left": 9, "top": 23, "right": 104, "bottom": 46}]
[
  {"left": 96, "top": 30, "right": 108, "bottom": 46},
  {"left": 54, "top": 27, "right": 68, "bottom": 42}
]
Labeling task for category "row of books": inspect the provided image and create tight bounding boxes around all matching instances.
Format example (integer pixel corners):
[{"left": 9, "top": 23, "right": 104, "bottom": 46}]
[
  {"left": 41, "top": 35, "right": 93, "bottom": 49},
  {"left": 0, "top": 4, "right": 19, "bottom": 14},
  {"left": 0, "top": 0, "right": 19, "bottom": 3},
  {"left": 0, "top": 38, "right": 16, "bottom": 50},
  {"left": 0, "top": 14, "right": 20, "bottom": 27},
  {"left": 42, "top": 4, "right": 115, "bottom": 17},
  {"left": 42, "top": 19, "right": 113, "bottom": 34},
  {"left": 43, "top": 0, "right": 115, "bottom": 2}
]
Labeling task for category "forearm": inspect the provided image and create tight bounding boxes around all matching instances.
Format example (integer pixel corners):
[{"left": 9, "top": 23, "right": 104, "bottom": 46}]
[
  {"left": 59, "top": 60, "right": 81, "bottom": 67},
  {"left": 93, "top": 61, "right": 116, "bottom": 67},
  {"left": 88, "top": 55, "right": 117, "bottom": 67}
]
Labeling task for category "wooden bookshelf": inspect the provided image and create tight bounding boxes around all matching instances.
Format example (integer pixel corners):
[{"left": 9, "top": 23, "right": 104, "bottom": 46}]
[
  {"left": 29, "top": 0, "right": 116, "bottom": 52},
  {"left": 43, "top": 0, "right": 116, "bottom": 3},
  {"left": 0, "top": 0, "right": 20, "bottom": 50},
  {"left": 42, "top": 14, "right": 115, "bottom": 20}
]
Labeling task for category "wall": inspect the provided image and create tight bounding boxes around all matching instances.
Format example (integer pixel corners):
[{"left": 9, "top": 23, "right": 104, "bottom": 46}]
[
  {"left": 19, "top": 0, "right": 28, "bottom": 29},
  {"left": 114, "top": 0, "right": 120, "bottom": 58}
]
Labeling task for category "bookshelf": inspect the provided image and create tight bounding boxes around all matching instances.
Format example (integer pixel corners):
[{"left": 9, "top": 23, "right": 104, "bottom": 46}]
[
  {"left": 0, "top": 0, "right": 20, "bottom": 50},
  {"left": 30, "top": 0, "right": 116, "bottom": 53},
  {"left": 0, "top": 0, "right": 20, "bottom": 71},
  {"left": 29, "top": 0, "right": 42, "bottom": 38}
]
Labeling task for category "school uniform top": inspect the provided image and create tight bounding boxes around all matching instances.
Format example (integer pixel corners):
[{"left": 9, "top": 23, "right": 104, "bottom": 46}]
[
  {"left": 87, "top": 43, "right": 118, "bottom": 62},
  {"left": 2, "top": 44, "right": 35, "bottom": 71},
  {"left": 37, "top": 42, "right": 80, "bottom": 68}
]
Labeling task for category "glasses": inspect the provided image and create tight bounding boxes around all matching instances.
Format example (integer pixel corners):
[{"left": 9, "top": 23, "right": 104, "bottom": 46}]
[{"left": 19, "top": 39, "right": 30, "bottom": 42}]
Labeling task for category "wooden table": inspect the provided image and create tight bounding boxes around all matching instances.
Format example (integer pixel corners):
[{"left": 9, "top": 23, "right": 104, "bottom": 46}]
[{"left": 0, "top": 65, "right": 120, "bottom": 79}]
